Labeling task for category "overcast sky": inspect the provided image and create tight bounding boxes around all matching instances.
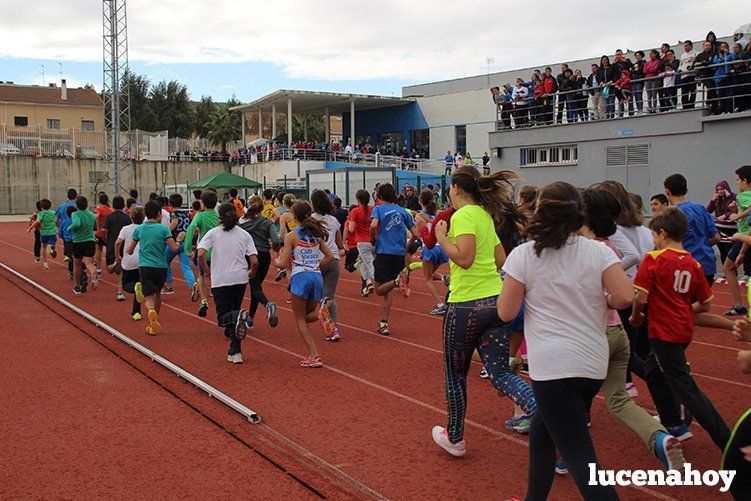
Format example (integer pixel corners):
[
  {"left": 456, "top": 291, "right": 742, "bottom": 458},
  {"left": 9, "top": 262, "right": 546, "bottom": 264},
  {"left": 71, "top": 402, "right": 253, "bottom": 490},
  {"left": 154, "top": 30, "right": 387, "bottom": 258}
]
[{"left": 0, "top": 0, "right": 745, "bottom": 100}]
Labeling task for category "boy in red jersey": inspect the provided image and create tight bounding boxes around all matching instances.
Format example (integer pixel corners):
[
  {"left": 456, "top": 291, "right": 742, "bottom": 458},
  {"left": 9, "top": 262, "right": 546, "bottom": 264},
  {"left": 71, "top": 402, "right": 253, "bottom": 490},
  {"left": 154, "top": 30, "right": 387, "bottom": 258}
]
[{"left": 631, "top": 207, "right": 730, "bottom": 450}]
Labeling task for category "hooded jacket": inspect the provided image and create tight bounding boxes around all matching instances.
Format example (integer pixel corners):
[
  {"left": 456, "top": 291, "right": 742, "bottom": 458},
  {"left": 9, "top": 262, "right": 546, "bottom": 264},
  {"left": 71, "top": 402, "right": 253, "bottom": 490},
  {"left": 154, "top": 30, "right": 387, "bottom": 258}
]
[{"left": 706, "top": 180, "right": 736, "bottom": 219}]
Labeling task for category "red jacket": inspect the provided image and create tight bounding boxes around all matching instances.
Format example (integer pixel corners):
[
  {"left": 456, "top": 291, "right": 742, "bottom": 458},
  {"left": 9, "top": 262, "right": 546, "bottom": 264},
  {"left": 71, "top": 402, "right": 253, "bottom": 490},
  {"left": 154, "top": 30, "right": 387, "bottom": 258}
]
[
  {"left": 542, "top": 76, "right": 556, "bottom": 95},
  {"left": 421, "top": 207, "right": 455, "bottom": 249}
]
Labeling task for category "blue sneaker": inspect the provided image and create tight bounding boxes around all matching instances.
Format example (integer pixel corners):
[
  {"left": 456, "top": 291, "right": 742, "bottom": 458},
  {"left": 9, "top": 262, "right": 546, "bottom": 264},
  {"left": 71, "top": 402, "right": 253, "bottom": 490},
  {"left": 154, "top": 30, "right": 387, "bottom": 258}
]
[
  {"left": 555, "top": 458, "right": 568, "bottom": 475},
  {"left": 504, "top": 415, "right": 530, "bottom": 434},
  {"left": 654, "top": 431, "right": 686, "bottom": 471},
  {"left": 246, "top": 316, "right": 254, "bottom": 329},
  {"left": 667, "top": 424, "right": 693, "bottom": 441}
]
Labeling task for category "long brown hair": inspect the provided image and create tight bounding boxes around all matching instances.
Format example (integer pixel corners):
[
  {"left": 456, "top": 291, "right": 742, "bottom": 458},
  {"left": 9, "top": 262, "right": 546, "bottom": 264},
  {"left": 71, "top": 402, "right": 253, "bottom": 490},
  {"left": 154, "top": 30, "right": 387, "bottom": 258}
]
[
  {"left": 451, "top": 165, "right": 525, "bottom": 252},
  {"left": 523, "top": 182, "right": 584, "bottom": 256},
  {"left": 245, "top": 195, "right": 263, "bottom": 218},
  {"left": 518, "top": 185, "right": 539, "bottom": 214},
  {"left": 292, "top": 201, "right": 328, "bottom": 240},
  {"left": 419, "top": 189, "right": 437, "bottom": 215},
  {"left": 595, "top": 180, "right": 643, "bottom": 227}
]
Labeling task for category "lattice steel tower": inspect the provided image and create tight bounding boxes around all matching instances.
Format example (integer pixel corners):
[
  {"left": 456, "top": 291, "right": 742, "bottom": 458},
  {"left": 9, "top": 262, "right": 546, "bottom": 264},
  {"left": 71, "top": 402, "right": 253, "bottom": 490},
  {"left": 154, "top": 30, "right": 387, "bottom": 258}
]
[{"left": 102, "top": 0, "right": 131, "bottom": 194}]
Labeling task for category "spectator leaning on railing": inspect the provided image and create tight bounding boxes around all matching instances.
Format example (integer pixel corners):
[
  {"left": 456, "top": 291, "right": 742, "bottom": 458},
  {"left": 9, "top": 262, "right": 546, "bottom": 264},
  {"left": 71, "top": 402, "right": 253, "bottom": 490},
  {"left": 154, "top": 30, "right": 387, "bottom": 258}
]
[
  {"left": 587, "top": 63, "right": 604, "bottom": 120},
  {"left": 631, "top": 50, "right": 646, "bottom": 113},
  {"left": 597, "top": 55, "right": 617, "bottom": 118},
  {"left": 555, "top": 63, "right": 569, "bottom": 123},
  {"left": 678, "top": 40, "right": 698, "bottom": 109},
  {"left": 613, "top": 50, "right": 634, "bottom": 116}
]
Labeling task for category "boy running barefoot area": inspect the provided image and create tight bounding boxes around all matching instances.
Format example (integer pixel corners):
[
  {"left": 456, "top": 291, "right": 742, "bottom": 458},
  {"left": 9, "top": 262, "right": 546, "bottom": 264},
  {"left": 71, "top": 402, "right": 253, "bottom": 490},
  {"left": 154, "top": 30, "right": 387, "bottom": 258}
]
[
  {"left": 67, "top": 196, "right": 98, "bottom": 294},
  {"left": 198, "top": 203, "right": 259, "bottom": 364},
  {"left": 127, "top": 201, "right": 183, "bottom": 335},
  {"left": 631, "top": 207, "right": 731, "bottom": 451},
  {"left": 29, "top": 199, "right": 58, "bottom": 270},
  {"left": 115, "top": 205, "right": 144, "bottom": 320},
  {"left": 184, "top": 190, "right": 219, "bottom": 317},
  {"left": 370, "top": 183, "right": 420, "bottom": 336},
  {"left": 724, "top": 165, "right": 751, "bottom": 316},
  {"left": 274, "top": 201, "right": 334, "bottom": 367}
]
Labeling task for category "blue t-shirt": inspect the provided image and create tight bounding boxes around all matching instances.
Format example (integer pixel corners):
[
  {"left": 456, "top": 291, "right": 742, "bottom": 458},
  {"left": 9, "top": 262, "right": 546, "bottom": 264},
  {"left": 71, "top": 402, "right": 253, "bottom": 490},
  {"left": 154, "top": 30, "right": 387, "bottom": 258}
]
[
  {"left": 54, "top": 200, "right": 76, "bottom": 241},
  {"left": 677, "top": 201, "right": 717, "bottom": 276},
  {"left": 371, "top": 203, "right": 414, "bottom": 256}
]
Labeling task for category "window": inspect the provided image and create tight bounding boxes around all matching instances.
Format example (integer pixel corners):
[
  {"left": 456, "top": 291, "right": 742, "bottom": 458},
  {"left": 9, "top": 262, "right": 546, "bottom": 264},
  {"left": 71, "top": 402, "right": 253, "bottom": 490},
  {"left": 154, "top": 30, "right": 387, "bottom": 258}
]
[
  {"left": 455, "top": 125, "right": 466, "bottom": 155},
  {"left": 520, "top": 144, "right": 578, "bottom": 167},
  {"left": 410, "top": 129, "right": 430, "bottom": 158},
  {"left": 14, "top": 116, "right": 28, "bottom": 127},
  {"left": 606, "top": 143, "right": 649, "bottom": 167},
  {"left": 47, "top": 119, "right": 61, "bottom": 130},
  {"left": 81, "top": 120, "right": 95, "bottom": 132}
]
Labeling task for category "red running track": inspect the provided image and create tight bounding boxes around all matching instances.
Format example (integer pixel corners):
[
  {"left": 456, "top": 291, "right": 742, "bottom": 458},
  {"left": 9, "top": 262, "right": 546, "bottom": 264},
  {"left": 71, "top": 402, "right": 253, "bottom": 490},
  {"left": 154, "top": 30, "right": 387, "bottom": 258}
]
[{"left": 0, "top": 222, "right": 748, "bottom": 500}]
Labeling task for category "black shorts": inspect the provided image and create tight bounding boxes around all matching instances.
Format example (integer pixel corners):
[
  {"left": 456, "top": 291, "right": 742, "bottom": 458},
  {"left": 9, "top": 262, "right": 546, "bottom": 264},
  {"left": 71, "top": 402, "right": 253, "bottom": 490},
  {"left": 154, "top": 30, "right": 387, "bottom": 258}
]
[
  {"left": 96, "top": 236, "right": 106, "bottom": 248},
  {"left": 374, "top": 253, "right": 405, "bottom": 284},
  {"left": 728, "top": 242, "right": 751, "bottom": 270},
  {"left": 121, "top": 268, "right": 140, "bottom": 289},
  {"left": 71, "top": 241, "right": 96, "bottom": 259},
  {"left": 344, "top": 247, "right": 359, "bottom": 271},
  {"left": 139, "top": 266, "right": 168, "bottom": 296}
]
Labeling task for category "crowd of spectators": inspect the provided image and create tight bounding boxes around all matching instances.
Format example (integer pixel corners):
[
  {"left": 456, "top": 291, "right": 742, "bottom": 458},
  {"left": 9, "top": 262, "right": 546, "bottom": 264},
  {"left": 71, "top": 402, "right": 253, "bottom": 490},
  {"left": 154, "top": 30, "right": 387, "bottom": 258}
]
[{"left": 492, "top": 29, "right": 751, "bottom": 130}]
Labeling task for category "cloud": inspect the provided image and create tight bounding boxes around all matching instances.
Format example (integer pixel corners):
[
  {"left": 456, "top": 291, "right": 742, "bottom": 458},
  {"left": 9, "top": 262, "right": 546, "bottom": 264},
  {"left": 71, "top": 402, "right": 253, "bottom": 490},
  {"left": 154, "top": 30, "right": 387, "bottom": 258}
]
[
  {"left": 218, "top": 84, "right": 236, "bottom": 90},
  {"left": 0, "top": 0, "right": 740, "bottom": 83}
]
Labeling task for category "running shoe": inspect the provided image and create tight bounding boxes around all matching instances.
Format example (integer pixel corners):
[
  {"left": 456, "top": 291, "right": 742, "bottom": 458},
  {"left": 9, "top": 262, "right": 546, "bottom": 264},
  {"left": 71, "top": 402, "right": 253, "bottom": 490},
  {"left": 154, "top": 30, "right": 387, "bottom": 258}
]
[
  {"left": 96, "top": 269, "right": 102, "bottom": 276},
  {"left": 235, "top": 309, "right": 249, "bottom": 340},
  {"left": 274, "top": 268, "right": 287, "bottom": 281},
  {"left": 227, "top": 353, "right": 244, "bottom": 364},
  {"left": 442, "top": 274, "right": 450, "bottom": 287},
  {"left": 431, "top": 426, "right": 466, "bottom": 457},
  {"left": 161, "top": 285, "right": 174, "bottom": 295},
  {"left": 90, "top": 276, "right": 99, "bottom": 291},
  {"left": 397, "top": 270, "right": 411, "bottom": 298},
  {"left": 147, "top": 309, "right": 161, "bottom": 335},
  {"left": 189, "top": 282, "right": 200, "bottom": 302},
  {"left": 366, "top": 280, "right": 375, "bottom": 296},
  {"left": 361, "top": 285, "right": 369, "bottom": 297},
  {"left": 72, "top": 285, "right": 82, "bottom": 295},
  {"left": 132, "top": 312, "right": 142, "bottom": 321},
  {"left": 318, "top": 297, "right": 336, "bottom": 337},
  {"left": 300, "top": 355, "right": 323, "bottom": 368},
  {"left": 377, "top": 321, "right": 391, "bottom": 336},
  {"left": 116, "top": 292, "right": 125, "bottom": 301},
  {"left": 327, "top": 328, "right": 342, "bottom": 342},
  {"left": 42, "top": 263, "right": 49, "bottom": 270},
  {"left": 681, "top": 404, "right": 693, "bottom": 427},
  {"left": 267, "top": 301, "right": 278, "bottom": 327},
  {"left": 198, "top": 300, "right": 209, "bottom": 318},
  {"left": 63, "top": 255, "right": 70, "bottom": 263},
  {"left": 555, "top": 458, "right": 568, "bottom": 475},
  {"left": 625, "top": 382, "right": 639, "bottom": 398},
  {"left": 430, "top": 304, "right": 448, "bottom": 316},
  {"left": 34, "top": 257, "right": 40, "bottom": 263},
  {"left": 667, "top": 424, "right": 693, "bottom": 441},
  {"left": 246, "top": 317, "right": 254, "bottom": 330},
  {"left": 285, "top": 296, "right": 292, "bottom": 304},
  {"left": 654, "top": 431, "right": 686, "bottom": 471},
  {"left": 724, "top": 305, "right": 748, "bottom": 316},
  {"left": 50, "top": 248, "right": 57, "bottom": 259},
  {"left": 479, "top": 367, "right": 489, "bottom": 379},
  {"left": 80, "top": 279, "right": 88, "bottom": 294},
  {"left": 134, "top": 282, "right": 144, "bottom": 303},
  {"left": 504, "top": 415, "right": 530, "bottom": 434}
]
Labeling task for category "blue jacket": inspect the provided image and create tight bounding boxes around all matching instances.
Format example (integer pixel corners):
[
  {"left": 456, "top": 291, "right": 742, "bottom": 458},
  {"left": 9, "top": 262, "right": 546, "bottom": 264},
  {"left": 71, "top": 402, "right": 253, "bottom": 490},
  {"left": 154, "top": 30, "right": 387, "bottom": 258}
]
[{"left": 712, "top": 53, "right": 735, "bottom": 83}]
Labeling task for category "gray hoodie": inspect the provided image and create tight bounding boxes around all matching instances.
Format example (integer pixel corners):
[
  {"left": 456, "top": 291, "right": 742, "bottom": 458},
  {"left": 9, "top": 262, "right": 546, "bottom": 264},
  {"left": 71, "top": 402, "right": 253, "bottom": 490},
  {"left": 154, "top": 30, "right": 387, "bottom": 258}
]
[{"left": 239, "top": 215, "right": 281, "bottom": 253}]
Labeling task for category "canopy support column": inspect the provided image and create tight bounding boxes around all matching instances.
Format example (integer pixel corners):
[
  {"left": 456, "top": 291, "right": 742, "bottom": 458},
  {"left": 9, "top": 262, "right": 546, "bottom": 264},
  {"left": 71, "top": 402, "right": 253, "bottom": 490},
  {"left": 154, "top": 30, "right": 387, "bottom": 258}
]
[
  {"left": 287, "top": 98, "right": 292, "bottom": 146},
  {"left": 271, "top": 103, "right": 276, "bottom": 140}
]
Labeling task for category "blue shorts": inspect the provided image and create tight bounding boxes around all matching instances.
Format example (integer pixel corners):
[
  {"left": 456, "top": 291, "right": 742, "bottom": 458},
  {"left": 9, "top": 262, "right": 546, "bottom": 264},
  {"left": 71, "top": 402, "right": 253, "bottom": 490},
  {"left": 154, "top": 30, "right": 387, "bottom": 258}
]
[
  {"left": 510, "top": 304, "right": 525, "bottom": 332},
  {"left": 422, "top": 245, "right": 449, "bottom": 267},
  {"left": 289, "top": 271, "right": 323, "bottom": 302},
  {"left": 40, "top": 234, "right": 57, "bottom": 246}
]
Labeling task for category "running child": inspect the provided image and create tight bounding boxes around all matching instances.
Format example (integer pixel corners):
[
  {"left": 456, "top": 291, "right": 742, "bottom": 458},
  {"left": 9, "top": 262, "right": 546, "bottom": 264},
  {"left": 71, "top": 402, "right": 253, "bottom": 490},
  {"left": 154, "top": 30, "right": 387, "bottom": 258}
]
[
  {"left": 274, "top": 193, "right": 296, "bottom": 281},
  {"left": 261, "top": 189, "right": 276, "bottom": 219},
  {"left": 311, "top": 189, "right": 344, "bottom": 342},
  {"left": 342, "top": 204, "right": 359, "bottom": 274},
  {"left": 198, "top": 203, "right": 259, "bottom": 364},
  {"left": 163, "top": 193, "right": 196, "bottom": 295},
  {"left": 93, "top": 193, "right": 114, "bottom": 275},
  {"left": 274, "top": 201, "right": 334, "bottom": 367},
  {"left": 127, "top": 200, "right": 184, "bottom": 335},
  {"left": 115, "top": 205, "right": 145, "bottom": 320},
  {"left": 723, "top": 165, "right": 751, "bottom": 315},
  {"left": 55, "top": 188, "right": 77, "bottom": 279},
  {"left": 370, "top": 183, "right": 420, "bottom": 336},
  {"left": 412, "top": 189, "right": 450, "bottom": 315},
  {"left": 239, "top": 195, "right": 281, "bottom": 328},
  {"left": 102, "top": 195, "right": 131, "bottom": 301},
  {"left": 348, "top": 189, "right": 374, "bottom": 296},
  {"left": 67, "top": 196, "right": 99, "bottom": 294},
  {"left": 632, "top": 207, "right": 730, "bottom": 451},
  {"left": 28, "top": 201, "right": 42, "bottom": 263},
  {"left": 184, "top": 190, "right": 219, "bottom": 317},
  {"left": 28, "top": 199, "right": 57, "bottom": 270}
]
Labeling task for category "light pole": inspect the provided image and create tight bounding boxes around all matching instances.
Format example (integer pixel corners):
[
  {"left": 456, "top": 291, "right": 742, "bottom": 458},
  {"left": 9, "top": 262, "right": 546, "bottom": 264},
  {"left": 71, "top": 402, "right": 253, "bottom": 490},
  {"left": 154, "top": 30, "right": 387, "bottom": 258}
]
[{"left": 485, "top": 56, "right": 495, "bottom": 86}]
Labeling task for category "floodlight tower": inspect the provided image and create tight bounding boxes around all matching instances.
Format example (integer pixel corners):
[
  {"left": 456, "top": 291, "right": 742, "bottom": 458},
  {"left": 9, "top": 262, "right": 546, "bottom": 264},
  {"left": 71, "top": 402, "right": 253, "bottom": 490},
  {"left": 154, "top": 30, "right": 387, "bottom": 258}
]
[{"left": 102, "top": 0, "right": 131, "bottom": 194}]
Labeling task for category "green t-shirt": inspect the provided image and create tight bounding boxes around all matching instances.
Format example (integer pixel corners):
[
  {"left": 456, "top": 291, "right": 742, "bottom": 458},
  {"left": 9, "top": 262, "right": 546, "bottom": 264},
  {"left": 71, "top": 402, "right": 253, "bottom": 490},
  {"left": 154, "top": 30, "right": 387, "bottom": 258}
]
[
  {"left": 67, "top": 210, "right": 96, "bottom": 243},
  {"left": 737, "top": 190, "right": 751, "bottom": 234},
  {"left": 37, "top": 210, "right": 57, "bottom": 236},
  {"left": 447, "top": 204, "right": 503, "bottom": 303},
  {"left": 132, "top": 221, "right": 172, "bottom": 268},
  {"left": 184, "top": 209, "right": 219, "bottom": 259}
]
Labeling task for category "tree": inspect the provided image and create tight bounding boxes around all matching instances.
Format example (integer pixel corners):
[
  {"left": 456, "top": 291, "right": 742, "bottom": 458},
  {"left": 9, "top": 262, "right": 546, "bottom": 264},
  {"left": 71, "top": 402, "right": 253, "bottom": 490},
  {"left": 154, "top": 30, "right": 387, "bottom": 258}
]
[
  {"left": 205, "top": 107, "right": 240, "bottom": 153},
  {"left": 194, "top": 96, "right": 217, "bottom": 137},
  {"left": 291, "top": 114, "right": 325, "bottom": 142},
  {"left": 124, "top": 72, "right": 155, "bottom": 131}
]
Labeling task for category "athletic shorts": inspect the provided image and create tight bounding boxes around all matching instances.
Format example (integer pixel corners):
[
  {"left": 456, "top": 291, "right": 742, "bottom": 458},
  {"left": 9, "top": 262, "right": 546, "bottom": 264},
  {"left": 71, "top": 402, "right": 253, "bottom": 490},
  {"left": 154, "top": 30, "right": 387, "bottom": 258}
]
[
  {"left": 40, "top": 234, "right": 58, "bottom": 246},
  {"left": 121, "top": 268, "right": 140, "bottom": 288},
  {"left": 96, "top": 236, "right": 106, "bottom": 248},
  {"left": 344, "top": 247, "right": 359, "bottom": 272},
  {"left": 139, "top": 266, "right": 168, "bottom": 296},
  {"left": 422, "top": 245, "right": 449, "bottom": 267},
  {"left": 510, "top": 304, "right": 525, "bottom": 332},
  {"left": 728, "top": 242, "right": 751, "bottom": 271},
  {"left": 289, "top": 271, "right": 323, "bottom": 302},
  {"left": 374, "top": 253, "right": 405, "bottom": 284},
  {"left": 71, "top": 241, "right": 96, "bottom": 259}
]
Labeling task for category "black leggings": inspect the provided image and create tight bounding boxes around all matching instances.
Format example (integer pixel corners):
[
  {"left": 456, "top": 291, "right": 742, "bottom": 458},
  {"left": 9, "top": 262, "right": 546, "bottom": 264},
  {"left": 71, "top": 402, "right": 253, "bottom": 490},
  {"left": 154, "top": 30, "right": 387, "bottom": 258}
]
[
  {"left": 249, "top": 251, "right": 271, "bottom": 317},
  {"left": 722, "top": 407, "right": 751, "bottom": 499},
  {"left": 527, "top": 377, "right": 617, "bottom": 501},
  {"left": 121, "top": 269, "right": 141, "bottom": 316},
  {"left": 33, "top": 229, "right": 41, "bottom": 258},
  {"left": 213, "top": 283, "right": 247, "bottom": 356}
]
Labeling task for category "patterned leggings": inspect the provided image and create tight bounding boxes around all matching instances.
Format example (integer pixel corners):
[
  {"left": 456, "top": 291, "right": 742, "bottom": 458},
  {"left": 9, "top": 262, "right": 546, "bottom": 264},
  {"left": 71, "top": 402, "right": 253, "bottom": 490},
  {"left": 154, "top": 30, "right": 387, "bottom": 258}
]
[{"left": 443, "top": 296, "right": 537, "bottom": 443}]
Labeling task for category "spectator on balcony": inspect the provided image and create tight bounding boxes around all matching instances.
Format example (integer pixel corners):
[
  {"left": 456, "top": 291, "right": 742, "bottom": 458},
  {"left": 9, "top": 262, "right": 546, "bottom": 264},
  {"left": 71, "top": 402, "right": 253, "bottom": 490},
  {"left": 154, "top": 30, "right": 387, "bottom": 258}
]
[
  {"left": 491, "top": 86, "right": 511, "bottom": 129},
  {"left": 614, "top": 69, "right": 632, "bottom": 117},
  {"left": 558, "top": 68, "right": 575, "bottom": 123},
  {"left": 530, "top": 73, "right": 544, "bottom": 125},
  {"left": 729, "top": 43, "right": 749, "bottom": 112},
  {"left": 444, "top": 150, "right": 454, "bottom": 176},
  {"left": 586, "top": 63, "right": 604, "bottom": 120},
  {"left": 660, "top": 50, "right": 679, "bottom": 111},
  {"left": 612, "top": 50, "right": 635, "bottom": 116},
  {"left": 694, "top": 40, "right": 719, "bottom": 114},
  {"left": 597, "top": 56, "right": 617, "bottom": 118},
  {"left": 555, "top": 63, "right": 569, "bottom": 123},
  {"left": 630, "top": 51, "right": 646, "bottom": 114},
  {"left": 713, "top": 42, "right": 734, "bottom": 114},
  {"left": 644, "top": 49, "right": 662, "bottom": 113},
  {"left": 678, "top": 40, "right": 698, "bottom": 109},
  {"left": 706, "top": 31, "right": 722, "bottom": 55},
  {"left": 482, "top": 152, "right": 490, "bottom": 175},
  {"left": 571, "top": 69, "right": 588, "bottom": 121},
  {"left": 735, "top": 29, "right": 750, "bottom": 52},
  {"left": 454, "top": 151, "right": 464, "bottom": 167},
  {"left": 512, "top": 78, "right": 531, "bottom": 127}
]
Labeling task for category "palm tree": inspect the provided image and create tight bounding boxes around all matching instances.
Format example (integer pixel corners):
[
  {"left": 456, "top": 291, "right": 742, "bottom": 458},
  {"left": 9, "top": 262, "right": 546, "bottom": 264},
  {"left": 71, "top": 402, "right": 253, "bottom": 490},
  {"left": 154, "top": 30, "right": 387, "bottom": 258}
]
[{"left": 205, "top": 107, "right": 240, "bottom": 153}]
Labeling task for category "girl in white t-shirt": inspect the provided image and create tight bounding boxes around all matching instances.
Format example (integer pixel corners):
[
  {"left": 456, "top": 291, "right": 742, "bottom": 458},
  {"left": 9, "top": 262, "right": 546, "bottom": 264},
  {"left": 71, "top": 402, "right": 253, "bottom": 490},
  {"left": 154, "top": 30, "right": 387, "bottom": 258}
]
[
  {"left": 498, "top": 182, "right": 632, "bottom": 500},
  {"left": 311, "top": 190, "right": 344, "bottom": 342},
  {"left": 114, "top": 205, "right": 142, "bottom": 321},
  {"left": 197, "top": 203, "right": 259, "bottom": 365}
]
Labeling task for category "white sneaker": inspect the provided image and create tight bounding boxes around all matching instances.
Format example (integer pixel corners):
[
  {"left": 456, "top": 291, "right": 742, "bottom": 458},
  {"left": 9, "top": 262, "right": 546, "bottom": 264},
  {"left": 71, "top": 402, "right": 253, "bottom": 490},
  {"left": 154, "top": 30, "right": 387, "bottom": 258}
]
[
  {"left": 431, "top": 426, "right": 466, "bottom": 457},
  {"left": 227, "top": 353, "right": 244, "bottom": 364},
  {"left": 116, "top": 292, "right": 125, "bottom": 301},
  {"left": 625, "top": 382, "right": 638, "bottom": 398}
]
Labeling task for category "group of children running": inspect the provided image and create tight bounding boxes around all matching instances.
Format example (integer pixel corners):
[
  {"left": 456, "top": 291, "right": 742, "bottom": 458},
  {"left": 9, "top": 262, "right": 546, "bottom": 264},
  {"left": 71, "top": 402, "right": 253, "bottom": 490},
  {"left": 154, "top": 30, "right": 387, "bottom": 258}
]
[{"left": 28, "top": 166, "right": 751, "bottom": 499}]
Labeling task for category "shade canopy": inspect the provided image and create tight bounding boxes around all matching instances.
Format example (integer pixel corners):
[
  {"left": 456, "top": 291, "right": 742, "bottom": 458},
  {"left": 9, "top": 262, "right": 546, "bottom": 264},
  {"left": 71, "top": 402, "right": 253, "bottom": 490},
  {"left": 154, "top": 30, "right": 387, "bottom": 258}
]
[{"left": 189, "top": 171, "right": 261, "bottom": 189}]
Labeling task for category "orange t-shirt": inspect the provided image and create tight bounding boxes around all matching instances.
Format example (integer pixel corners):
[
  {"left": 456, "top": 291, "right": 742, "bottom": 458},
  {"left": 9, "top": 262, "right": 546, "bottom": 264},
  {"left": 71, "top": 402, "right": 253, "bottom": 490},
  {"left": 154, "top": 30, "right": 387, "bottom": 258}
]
[{"left": 94, "top": 205, "right": 114, "bottom": 238}]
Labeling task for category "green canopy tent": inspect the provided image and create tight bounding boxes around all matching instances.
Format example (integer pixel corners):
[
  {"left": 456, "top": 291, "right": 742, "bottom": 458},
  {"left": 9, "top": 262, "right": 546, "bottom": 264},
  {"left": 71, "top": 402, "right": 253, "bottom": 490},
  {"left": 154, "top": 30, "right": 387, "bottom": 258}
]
[{"left": 188, "top": 171, "right": 262, "bottom": 190}]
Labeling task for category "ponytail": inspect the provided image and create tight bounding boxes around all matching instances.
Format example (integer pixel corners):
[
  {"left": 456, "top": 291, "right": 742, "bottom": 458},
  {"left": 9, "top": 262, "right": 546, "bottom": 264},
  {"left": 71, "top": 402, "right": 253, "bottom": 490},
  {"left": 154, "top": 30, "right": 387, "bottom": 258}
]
[
  {"left": 292, "top": 201, "right": 328, "bottom": 241},
  {"left": 218, "top": 202, "right": 239, "bottom": 231},
  {"left": 246, "top": 195, "right": 263, "bottom": 218}
]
